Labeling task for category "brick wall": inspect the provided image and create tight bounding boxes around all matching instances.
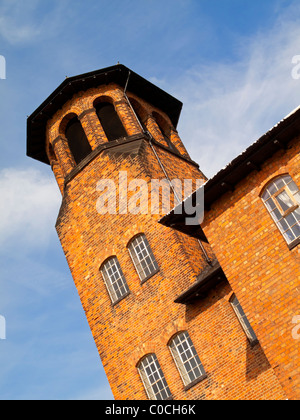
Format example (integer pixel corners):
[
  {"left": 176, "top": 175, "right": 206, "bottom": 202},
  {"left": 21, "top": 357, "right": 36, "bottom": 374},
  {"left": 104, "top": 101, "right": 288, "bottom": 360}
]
[
  {"left": 202, "top": 136, "right": 300, "bottom": 400},
  {"left": 45, "top": 82, "right": 286, "bottom": 400}
]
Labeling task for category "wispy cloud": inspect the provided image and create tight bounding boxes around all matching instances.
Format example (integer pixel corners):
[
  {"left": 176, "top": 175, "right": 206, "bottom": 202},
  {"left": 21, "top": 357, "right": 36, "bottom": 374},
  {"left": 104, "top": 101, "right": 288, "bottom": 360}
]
[
  {"left": 0, "top": 0, "right": 40, "bottom": 44},
  {"left": 0, "top": 167, "right": 112, "bottom": 400},
  {"left": 165, "top": 2, "right": 300, "bottom": 178},
  {"left": 0, "top": 168, "right": 61, "bottom": 250},
  {"left": 0, "top": 0, "right": 68, "bottom": 45},
  {"left": 1, "top": 0, "right": 300, "bottom": 401}
]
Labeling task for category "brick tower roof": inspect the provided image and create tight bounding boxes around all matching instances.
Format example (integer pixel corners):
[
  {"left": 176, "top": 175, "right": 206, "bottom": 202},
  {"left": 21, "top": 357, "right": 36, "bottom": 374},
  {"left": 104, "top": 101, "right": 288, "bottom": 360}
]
[{"left": 27, "top": 64, "right": 183, "bottom": 165}]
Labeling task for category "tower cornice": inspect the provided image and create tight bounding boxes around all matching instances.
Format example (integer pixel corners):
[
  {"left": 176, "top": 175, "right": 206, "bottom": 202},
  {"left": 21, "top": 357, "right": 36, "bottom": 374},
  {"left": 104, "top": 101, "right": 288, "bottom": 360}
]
[{"left": 27, "top": 64, "right": 183, "bottom": 165}]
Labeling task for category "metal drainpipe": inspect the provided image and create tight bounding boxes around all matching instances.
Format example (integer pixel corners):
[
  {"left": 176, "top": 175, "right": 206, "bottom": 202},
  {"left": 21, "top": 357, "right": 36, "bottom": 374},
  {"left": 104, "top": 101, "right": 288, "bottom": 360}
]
[{"left": 123, "top": 72, "right": 212, "bottom": 266}]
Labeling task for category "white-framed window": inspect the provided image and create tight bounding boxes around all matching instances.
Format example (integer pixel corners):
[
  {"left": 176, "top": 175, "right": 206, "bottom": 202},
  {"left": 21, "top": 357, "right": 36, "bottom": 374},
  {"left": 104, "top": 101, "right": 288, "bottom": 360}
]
[
  {"left": 169, "top": 332, "right": 206, "bottom": 387},
  {"left": 128, "top": 234, "right": 159, "bottom": 283},
  {"left": 261, "top": 175, "right": 300, "bottom": 247},
  {"left": 137, "top": 354, "right": 172, "bottom": 400},
  {"left": 230, "top": 295, "right": 258, "bottom": 345},
  {"left": 101, "top": 257, "right": 130, "bottom": 304}
]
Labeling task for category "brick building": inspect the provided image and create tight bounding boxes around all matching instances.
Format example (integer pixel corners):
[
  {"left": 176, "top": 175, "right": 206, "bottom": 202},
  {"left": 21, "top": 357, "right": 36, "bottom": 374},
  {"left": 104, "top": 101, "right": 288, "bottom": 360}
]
[
  {"left": 26, "top": 64, "right": 298, "bottom": 400},
  {"left": 161, "top": 106, "right": 300, "bottom": 400}
]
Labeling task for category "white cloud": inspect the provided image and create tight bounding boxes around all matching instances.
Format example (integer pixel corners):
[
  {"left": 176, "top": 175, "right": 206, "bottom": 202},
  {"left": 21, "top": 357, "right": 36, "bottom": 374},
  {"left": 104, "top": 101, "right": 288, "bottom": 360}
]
[
  {"left": 0, "top": 0, "right": 40, "bottom": 44},
  {"left": 0, "top": 16, "right": 40, "bottom": 44},
  {"left": 0, "top": 167, "right": 61, "bottom": 250},
  {"left": 0, "top": 0, "right": 68, "bottom": 45},
  {"left": 168, "top": 3, "right": 300, "bottom": 178}
]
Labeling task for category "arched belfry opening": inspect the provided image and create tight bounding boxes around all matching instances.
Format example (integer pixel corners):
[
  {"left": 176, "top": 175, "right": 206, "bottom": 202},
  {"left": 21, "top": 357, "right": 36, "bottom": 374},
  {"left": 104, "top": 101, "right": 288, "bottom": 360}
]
[
  {"left": 95, "top": 101, "right": 127, "bottom": 142},
  {"left": 128, "top": 97, "right": 148, "bottom": 133},
  {"left": 152, "top": 111, "right": 179, "bottom": 154},
  {"left": 65, "top": 116, "right": 92, "bottom": 165}
]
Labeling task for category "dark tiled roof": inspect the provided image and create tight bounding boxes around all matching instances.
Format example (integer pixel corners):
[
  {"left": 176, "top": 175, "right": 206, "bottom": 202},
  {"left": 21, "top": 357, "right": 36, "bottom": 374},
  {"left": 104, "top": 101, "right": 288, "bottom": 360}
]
[{"left": 27, "top": 64, "right": 183, "bottom": 165}]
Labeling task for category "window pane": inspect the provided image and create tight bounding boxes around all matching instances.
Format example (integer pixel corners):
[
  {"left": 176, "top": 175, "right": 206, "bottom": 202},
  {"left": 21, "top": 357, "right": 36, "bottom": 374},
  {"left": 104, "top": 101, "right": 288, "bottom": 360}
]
[
  {"left": 282, "top": 175, "right": 293, "bottom": 184},
  {"left": 194, "top": 367, "right": 201, "bottom": 378},
  {"left": 138, "top": 355, "right": 171, "bottom": 400},
  {"left": 231, "top": 295, "right": 258, "bottom": 344},
  {"left": 169, "top": 332, "right": 206, "bottom": 387},
  {"left": 129, "top": 235, "right": 159, "bottom": 282},
  {"left": 101, "top": 257, "right": 129, "bottom": 304},
  {"left": 294, "top": 207, "right": 300, "bottom": 221},
  {"left": 262, "top": 190, "right": 270, "bottom": 201},
  {"left": 262, "top": 176, "right": 300, "bottom": 245},
  {"left": 265, "top": 198, "right": 276, "bottom": 211},
  {"left": 278, "top": 218, "right": 289, "bottom": 233},
  {"left": 272, "top": 208, "right": 282, "bottom": 222},
  {"left": 276, "top": 191, "right": 294, "bottom": 212},
  {"left": 288, "top": 181, "right": 299, "bottom": 195},
  {"left": 286, "top": 212, "right": 297, "bottom": 227},
  {"left": 274, "top": 178, "right": 285, "bottom": 190},
  {"left": 186, "top": 349, "right": 192, "bottom": 360},
  {"left": 267, "top": 183, "right": 277, "bottom": 195},
  {"left": 190, "top": 358, "right": 197, "bottom": 369},
  {"left": 283, "top": 229, "right": 295, "bottom": 243},
  {"left": 292, "top": 224, "right": 300, "bottom": 238}
]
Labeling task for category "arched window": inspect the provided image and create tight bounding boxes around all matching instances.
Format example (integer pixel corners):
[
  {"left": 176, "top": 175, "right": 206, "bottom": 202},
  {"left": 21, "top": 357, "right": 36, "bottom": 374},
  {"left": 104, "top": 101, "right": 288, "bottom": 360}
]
[
  {"left": 101, "top": 257, "right": 130, "bottom": 305},
  {"left": 230, "top": 295, "right": 258, "bottom": 346},
  {"left": 128, "top": 97, "right": 148, "bottom": 133},
  {"left": 128, "top": 234, "right": 159, "bottom": 283},
  {"left": 95, "top": 102, "right": 127, "bottom": 141},
  {"left": 169, "top": 332, "right": 206, "bottom": 387},
  {"left": 137, "top": 354, "right": 172, "bottom": 400},
  {"left": 65, "top": 117, "right": 92, "bottom": 165},
  {"left": 261, "top": 175, "right": 300, "bottom": 247},
  {"left": 153, "top": 112, "right": 179, "bottom": 153}
]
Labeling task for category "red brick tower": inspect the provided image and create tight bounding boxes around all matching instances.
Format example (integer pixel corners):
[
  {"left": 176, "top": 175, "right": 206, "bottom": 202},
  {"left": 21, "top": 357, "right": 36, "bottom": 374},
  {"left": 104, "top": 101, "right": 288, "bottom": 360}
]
[{"left": 27, "top": 65, "right": 286, "bottom": 400}]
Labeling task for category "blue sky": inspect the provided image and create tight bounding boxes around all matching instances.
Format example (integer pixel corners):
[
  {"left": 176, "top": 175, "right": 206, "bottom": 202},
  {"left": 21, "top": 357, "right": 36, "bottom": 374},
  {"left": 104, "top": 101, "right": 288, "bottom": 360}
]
[{"left": 1, "top": 0, "right": 300, "bottom": 400}]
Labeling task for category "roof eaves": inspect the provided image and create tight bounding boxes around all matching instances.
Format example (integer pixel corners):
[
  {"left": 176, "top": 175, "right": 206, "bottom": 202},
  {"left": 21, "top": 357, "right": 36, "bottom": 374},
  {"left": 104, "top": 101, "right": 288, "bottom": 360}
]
[
  {"left": 27, "top": 64, "right": 183, "bottom": 165},
  {"left": 159, "top": 105, "right": 300, "bottom": 229}
]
